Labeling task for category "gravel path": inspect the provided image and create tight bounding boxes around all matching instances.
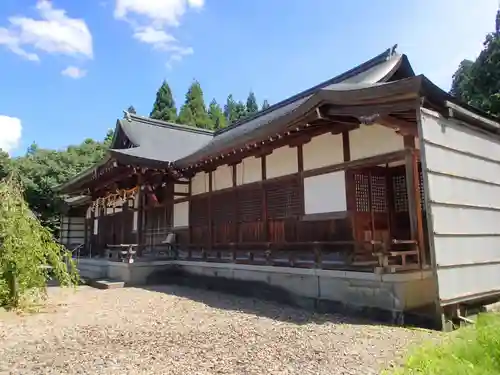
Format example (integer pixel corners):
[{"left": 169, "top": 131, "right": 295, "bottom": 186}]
[{"left": 0, "top": 286, "right": 437, "bottom": 375}]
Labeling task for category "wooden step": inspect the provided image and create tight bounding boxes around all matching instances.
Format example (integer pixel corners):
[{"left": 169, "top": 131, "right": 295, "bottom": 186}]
[{"left": 88, "top": 278, "right": 125, "bottom": 290}]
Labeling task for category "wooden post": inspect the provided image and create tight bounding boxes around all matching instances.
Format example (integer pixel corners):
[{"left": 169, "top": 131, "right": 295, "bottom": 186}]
[
  {"left": 403, "top": 135, "right": 425, "bottom": 266},
  {"left": 412, "top": 151, "right": 427, "bottom": 267},
  {"left": 297, "top": 144, "right": 304, "bottom": 215},
  {"left": 342, "top": 131, "right": 356, "bottom": 260},
  {"left": 232, "top": 164, "right": 238, "bottom": 245},
  {"left": 208, "top": 171, "right": 213, "bottom": 252},
  {"left": 261, "top": 155, "right": 268, "bottom": 242},
  {"left": 137, "top": 175, "right": 144, "bottom": 257},
  {"left": 188, "top": 177, "right": 192, "bottom": 248}
]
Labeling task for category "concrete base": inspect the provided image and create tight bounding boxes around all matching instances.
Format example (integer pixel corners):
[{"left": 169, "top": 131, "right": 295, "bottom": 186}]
[{"left": 77, "top": 258, "right": 439, "bottom": 328}]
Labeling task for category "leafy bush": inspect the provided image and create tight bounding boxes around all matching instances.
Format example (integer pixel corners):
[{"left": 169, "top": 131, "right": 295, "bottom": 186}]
[
  {"left": 390, "top": 314, "right": 500, "bottom": 375},
  {"left": 0, "top": 176, "right": 79, "bottom": 309}
]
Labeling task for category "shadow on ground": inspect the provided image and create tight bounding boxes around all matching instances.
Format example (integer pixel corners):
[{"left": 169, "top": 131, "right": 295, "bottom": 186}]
[{"left": 138, "top": 268, "right": 388, "bottom": 328}]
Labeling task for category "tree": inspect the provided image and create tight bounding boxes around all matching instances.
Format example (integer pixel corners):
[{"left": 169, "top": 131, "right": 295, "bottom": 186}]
[
  {"left": 127, "top": 105, "right": 137, "bottom": 114},
  {"left": 261, "top": 100, "right": 271, "bottom": 110},
  {"left": 208, "top": 99, "right": 226, "bottom": 130},
  {"left": 246, "top": 91, "right": 259, "bottom": 115},
  {"left": 0, "top": 177, "right": 79, "bottom": 309},
  {"left": 224, "top": 94, "right": 238, "bottom": 124},
  {"left": 234, "top": 101, "right": 247, "bottom": 122},
  {"left": 150, "top": 80, "right": 177, "bottom": 122},
  {"left": 177, "top": 80, "right": 212, "bottom": 129},
  {"left": 0, "top": 150, "right": 11, "bottom": 181},
  {"left": 12, "top": 132, "right": 110, "bottom": 230},
  {"left": 450, "top": 10, "right": 500, "bottom": 116}
]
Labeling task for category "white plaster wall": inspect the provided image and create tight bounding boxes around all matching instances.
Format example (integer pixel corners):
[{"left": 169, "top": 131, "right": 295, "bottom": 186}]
[
  {"left": 266, "top": 146, "right": 298, "bottom": 179},
  {"left": 350, "top": 124, "right": 404, "bottom": 160},
  {"left": 174, "top": 201, "right": 189, "bottom": 227},
  {"left": 191, "top": 172, "right": 209, "bottom": 195},
  {"left": 236, "top": 156, "right": 262, "bottom": 185},
  {"left": 174, "top": 183, "right": 189, "bottom": 195},
  {"left": 304, "top": 171, "right": 347, "bottom": 214},
  {"left": 213, "top": 164, "right": 233, "bottom": 191},
  {"left": 420, "top": 108, "right": 500, "bottom": 303},
  {"left": 303, "top": 133, "right": 344, "bottom": 170}
]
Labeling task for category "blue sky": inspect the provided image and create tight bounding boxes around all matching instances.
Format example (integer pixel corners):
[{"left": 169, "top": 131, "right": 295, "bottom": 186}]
[{"left": 0, "top": 0, "right": 498, "bottom": 156}]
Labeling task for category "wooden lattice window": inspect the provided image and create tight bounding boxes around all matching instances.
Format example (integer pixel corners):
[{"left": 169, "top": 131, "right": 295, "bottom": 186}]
[
  {"left": 370, "top": 175, "right": 387, "bottom": 212},
  {"left": 190, "top": 197, "right": 209, "bottom": 226},
  {"left": 266, "top": 178, "right": 301, "bottom": 219},
  {"left": 211, "top": 191, "right": 234, "bottom": 223},
  {"left": 419, "top": 168, "right": 426, "bottom": 210},
  {"left": 393, "top": 174, "right": 408, "bottom": 212},
  {"left": 354, "top": 173, "right": 370, "bottom": 212},
  {"left": 237, "top": 186, "right": 263, "bottom": 222}
]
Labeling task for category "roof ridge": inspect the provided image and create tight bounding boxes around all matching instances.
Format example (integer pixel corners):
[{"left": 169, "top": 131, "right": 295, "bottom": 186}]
[
  {"left": 123, "top": 113, "right": 215, "bottom": 135},
  {"left": 214, "top": 44, "right": 399, "bottom": 136}
]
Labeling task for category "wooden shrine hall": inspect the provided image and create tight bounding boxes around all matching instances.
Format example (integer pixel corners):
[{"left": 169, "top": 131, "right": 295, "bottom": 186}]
[{"left": 58, "top": 45, "right": 500, "bottom": 328}]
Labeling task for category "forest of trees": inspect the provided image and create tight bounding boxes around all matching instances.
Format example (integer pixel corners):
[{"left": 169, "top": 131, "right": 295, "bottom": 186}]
[
  {"left": 150, "top": 79, "right": 271, "bottom": 130},
  {"left": 1, "top": 9, "right": 499, "bottom": 234}
]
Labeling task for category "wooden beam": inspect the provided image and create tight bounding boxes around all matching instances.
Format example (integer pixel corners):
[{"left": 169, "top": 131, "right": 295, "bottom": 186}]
[
  {"left": 303, "top": 149, "right": 409, "bottom": 179},
  {"left": 325, "top": 99, "right": 420, "bottom": 118},
  {"left": 377, "top": 115, "right": 418, "bottom": 136}
]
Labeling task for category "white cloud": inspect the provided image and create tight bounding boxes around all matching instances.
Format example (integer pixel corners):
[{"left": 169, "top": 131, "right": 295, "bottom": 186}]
[
  {"left": 0, "top": 115, "right": 22, "bottom": 154},
  {"left": 114, "top": 0, "right": 203, "bottom": 66},
  {"left": 0, "top": 0, "right": 93, "bottom": 62},
  {"left": 61, "top": 66, "right": 87, "bottom": 79}
]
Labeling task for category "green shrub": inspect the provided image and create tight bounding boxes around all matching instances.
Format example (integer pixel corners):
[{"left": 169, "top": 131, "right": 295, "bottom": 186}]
[
  {"left": 0, "top": 176, "right": 79, "bottom": 309},
  {"left": 390, "top": 314, "right": 500, "bottom": 375}
]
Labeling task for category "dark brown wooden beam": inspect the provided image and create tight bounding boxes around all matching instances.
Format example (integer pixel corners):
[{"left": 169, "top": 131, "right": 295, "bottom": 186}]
[{"left": 303, "top": 149, "right": 410, "bottom": 179}]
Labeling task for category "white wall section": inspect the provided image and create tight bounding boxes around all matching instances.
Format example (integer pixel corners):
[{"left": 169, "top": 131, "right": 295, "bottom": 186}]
[
  {"left": 174, "top": 201, "right": 189, "bottom": 228},
  {"left": 420, "top": 108, "right": 500, "bottom": 304},
  {"left": 304, "top": 171, "right": 347, "bottom": 214},
  {"left": 350, "top": 124, "right": 404, "bottom": 160}
]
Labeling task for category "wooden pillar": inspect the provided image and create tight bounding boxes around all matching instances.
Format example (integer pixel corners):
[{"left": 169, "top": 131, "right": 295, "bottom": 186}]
[
  {"left": 404, "top": 135, "right": 426, "bottom": 266},
  {"left": 342, "top": 131, "right": 356, "bottom": 255},
  {"left": 208, "top": 171, "right": 213, "bottom": 252},
  {"left": 137, "top": 174, "right": 144, "bottom": 256},
  {"left": 261, "top": 155, "right": 268, "bottom": 242},
  {"left": 232, "top": 164, "right": 238, "bottom": 244},
  {"left": 188, "top": 177, "right": 192, "bottom": 247},
  {"left": 297, "top": 144, "right": 304, "bottom": 215}
]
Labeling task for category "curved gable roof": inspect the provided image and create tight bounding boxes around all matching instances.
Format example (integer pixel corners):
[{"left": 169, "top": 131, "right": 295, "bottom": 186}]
[{"left": 174, "top": 46, "right": 415, "bottom": 168}]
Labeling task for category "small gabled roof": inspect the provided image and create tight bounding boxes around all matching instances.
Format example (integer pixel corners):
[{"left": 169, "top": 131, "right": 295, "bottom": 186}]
[
  {"left": 174, "top": 45, "right": 415, "bottom": 168},
  {"left": 109, "top": 114, "right": 213, "bottom": 167}
]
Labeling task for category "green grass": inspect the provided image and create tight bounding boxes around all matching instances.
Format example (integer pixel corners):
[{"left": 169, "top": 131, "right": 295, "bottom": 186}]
[{"left": 389, "top": 313, "right": 500, "bottom": 375}]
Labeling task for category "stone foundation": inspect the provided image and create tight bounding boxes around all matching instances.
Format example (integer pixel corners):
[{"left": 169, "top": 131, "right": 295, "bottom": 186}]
[{"left": 77, "top": 259, "right": 439, "bottom": 328}]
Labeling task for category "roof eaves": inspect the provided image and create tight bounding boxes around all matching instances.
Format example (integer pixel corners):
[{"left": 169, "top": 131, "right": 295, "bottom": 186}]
[
  {"left": 55, "top": 154, "right": 111, "bottom": 193},
  {"left": 214, "top": 44, "right": 398, "bottom": 136},
  {"left": 125, "top": 114, "right": 215, "bottom": 136}
]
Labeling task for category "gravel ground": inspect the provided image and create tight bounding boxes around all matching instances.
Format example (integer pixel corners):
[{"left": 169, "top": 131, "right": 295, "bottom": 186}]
[{"left": 0, "top": 286, "right": 437, "bottom": 375}]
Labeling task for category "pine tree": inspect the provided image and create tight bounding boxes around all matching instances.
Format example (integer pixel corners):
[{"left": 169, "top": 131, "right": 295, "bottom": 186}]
[
  {"left": 224, "top": 94, "right": 238, "bottom": 124},
  {"left": 127, "top": 105, "right": 137, "bottom": 114},
  {"left": 262, "top": 100, "right": 271, "bottom": 110},
  {"left": 177, "top": 80, "right": 212, "bottom": 129},
  {"left": 150, "top": 80, "right": 177, "bottom": 122},
  {"left": 234, "top": 101, "right": 247, "bottom": 122},
  {"left": 246, "top": 91, "right": 259, "bottom": 115},
  {"left": 208, "top": 99, "right": 226, "bottom": 130}
]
